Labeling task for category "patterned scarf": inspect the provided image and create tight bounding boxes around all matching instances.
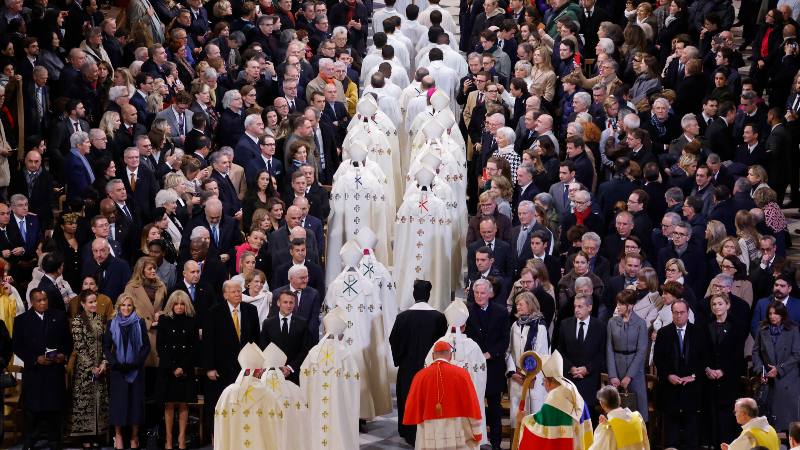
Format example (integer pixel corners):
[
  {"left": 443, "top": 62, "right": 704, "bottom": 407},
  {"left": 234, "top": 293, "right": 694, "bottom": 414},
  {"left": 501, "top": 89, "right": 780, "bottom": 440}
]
[{"left": 650, "top": 113, "right": 666, "bottom": 137}]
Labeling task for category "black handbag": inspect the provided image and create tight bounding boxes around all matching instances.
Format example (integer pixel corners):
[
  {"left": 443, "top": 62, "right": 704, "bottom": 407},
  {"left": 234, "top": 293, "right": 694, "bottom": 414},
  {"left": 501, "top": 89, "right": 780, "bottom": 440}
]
[
  {"left": 0, "top": 371, "right": 16, "bottom": 389},
  {"left": 618, "top": 386, "right": 639, "bottom": 412}
]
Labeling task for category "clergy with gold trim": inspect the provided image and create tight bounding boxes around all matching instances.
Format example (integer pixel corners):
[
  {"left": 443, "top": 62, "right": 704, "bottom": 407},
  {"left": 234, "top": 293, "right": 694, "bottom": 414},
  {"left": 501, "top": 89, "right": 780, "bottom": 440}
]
[
  {"left": 721, "top": 398, "right": 780, "bottom": 450},
  {"left": 214, "top": 343, "right": 282, "bottom": 450},
  {"left": 588, "top": 386, "right": 649, "bottom": 450},
  {"left": 300, "top": 307, "right": 361, "bottom": 450},
  {"left": 325, "top": 241, "right": 392, "bottom": 419},
  {"left": 425, "top": 299, "right": 487, "bottom": 446},
  {"left": 346, "top": 96, "right": 403, "bottom": 199},
  {"left": 517, "top": 350, "right": 594, "bottom": 450},
  {"left": 405, "top": 340, "right": 484, "bottom": 450},
  {"left": 259, "top": 343, "right": 310, "bottom": 449}
]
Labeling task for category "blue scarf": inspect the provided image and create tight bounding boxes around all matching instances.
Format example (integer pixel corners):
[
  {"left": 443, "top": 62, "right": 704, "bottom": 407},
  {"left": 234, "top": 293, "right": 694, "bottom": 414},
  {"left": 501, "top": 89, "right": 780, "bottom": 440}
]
[{"left": 110, "top": 311, "right": 143, "bottom": 383}]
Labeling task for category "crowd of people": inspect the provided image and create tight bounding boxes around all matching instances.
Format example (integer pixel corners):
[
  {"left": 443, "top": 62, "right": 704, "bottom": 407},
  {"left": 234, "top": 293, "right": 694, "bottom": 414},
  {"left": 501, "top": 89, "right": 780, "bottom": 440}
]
[{"left": 0, "top": 0, "right": 797, "bottom": 446}]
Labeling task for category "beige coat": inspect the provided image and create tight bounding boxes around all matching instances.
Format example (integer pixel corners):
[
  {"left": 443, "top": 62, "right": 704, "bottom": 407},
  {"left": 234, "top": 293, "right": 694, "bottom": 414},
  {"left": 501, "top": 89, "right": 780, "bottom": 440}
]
[{"left": 125, "top": 282, "right": 167, "bottom": 367}]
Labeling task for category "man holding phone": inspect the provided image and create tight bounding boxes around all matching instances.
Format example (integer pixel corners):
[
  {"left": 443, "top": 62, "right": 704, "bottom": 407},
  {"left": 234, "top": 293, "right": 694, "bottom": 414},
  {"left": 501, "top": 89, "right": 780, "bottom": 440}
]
[{"left": 13, "top": 289, "right": 72, "bottom": 450}]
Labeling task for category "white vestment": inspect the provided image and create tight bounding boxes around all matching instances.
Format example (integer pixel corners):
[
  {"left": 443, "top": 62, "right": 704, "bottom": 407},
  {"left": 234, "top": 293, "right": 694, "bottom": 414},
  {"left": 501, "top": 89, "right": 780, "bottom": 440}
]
[
  {"left": 415, "top": 31, "right": 459, "bottom": 53},
  {"left": 214, "top": 370, "right": 306, "bottom": 450},
  {"left": 588, "top": 408, "right": 650, "bottom": 450},
  {"left": 342, "top": 117, "right": 404, "bottom": 210},
  {"left": 425, "top": 332, "right": 488, "bottom": 446},
  {"left": 424, "top": 61, "right": 460, "bottom": 113},
  {"left": 505, "top": 321, "right": 550, "bottom": 421},
  {"left": 259, "top": 368, "right": 310, "bottom": 449},
  {"left": 387, "top": 33, "right": 413, "bottom": 74},
  {"left": 416, "top": 418, "right": 481, "bottom": 450},
  {"left": 362, "top": 84, "right": 404, "bottom": 126},
  {"left": 402, "top": 20, "right": 429, "bottom": 47},
  {"left": 727, "top": 417, "right": 775, "bottom": 450},
  {"left": 405, "top": 95, "right": 429, "bottom": 135},
  {"left": 399, "top": 82, "right": 423, "bottom": 175},
  {"left": 325, "top": 269, "right": 392, "bottom": 418},
  {"left": 300, "top": 336, "right": 361, "bottom": 450},
  {"left": 358, "top": 249, "right": 398, "bottom": 340},
  {"left": 325, "top": 161, "right": 391, "bottom": 286},
  {"left": 418, "top": 5, "right": 457, "bottom": 34},
  {"left": 394, "top": 184, "right": 453, "bottom": 311},
  {"left": 360, "top": 49, "right": 383, "bottom": 84},
  {"left": 372, "top": 7, "right": 405, "bottom": 35},
  {"left": 417, "top": 45, "right": 469, "bottom": 80}
]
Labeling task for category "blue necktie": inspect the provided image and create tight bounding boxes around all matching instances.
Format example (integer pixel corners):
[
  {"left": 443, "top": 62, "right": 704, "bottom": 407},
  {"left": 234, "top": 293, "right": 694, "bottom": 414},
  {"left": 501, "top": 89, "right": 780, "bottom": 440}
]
[
  {"left": 678, "top": 328, "right": 684, "bottom": 353},
  {"left": 563, "top": 185, "right": 569, "bottom": 209},
  {"left": 18, "top": 219, "right": 25, "bottom": 243},
  {"left": 188, "top": 284, "right": 196, "bottom": 301},
  {"left": 211, "top": 226, "right": 219, "bottom": 246}
]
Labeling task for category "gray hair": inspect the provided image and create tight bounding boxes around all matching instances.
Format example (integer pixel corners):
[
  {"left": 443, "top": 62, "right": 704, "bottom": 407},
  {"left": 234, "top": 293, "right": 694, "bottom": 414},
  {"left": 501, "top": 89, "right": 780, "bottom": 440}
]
[
  {"left": 222, "top": 89, "right": 241, "bottom": 109},
  {"left": 713, "top": 273, "right": 734, "bottom": 288},
  {"left": 190, "top": 226, "right": 210, "bottom": 240},
  {"left": 663, "top": 211, "right": 682, "bottom": 225},
  {"left": 514, "top": 60, "right": 532, "bottom": 75},
  {"left": 244, "top": 113, "right": 261, "bottom": 128},
  {"left": 581, "top": 231, "right": 602, "bottom": 246},
  {"left": 573, "top": 92, "right": 592, "bottom": 108},
  {"left": 535, "top": 192, "right": 554, "bottom": 208},
  {"left": 332, "top": 26, "right": 348, "bottom": 37},
  {"left": 597, "top": 37, "right": 615, "bottom": 54},
  {"left": 218, "top": 146, "right": 235, "bottom": 158},
  {"left": 109, "top": 85, "right": 129, "bottom": 102},
  {"left": 70, "top": 131, "right": 90, "bottom": 148},
  {"left": 574, "top": 190, "right": 591, "bottom": 203},
  {"left": 683, "top": 46, "right": 700, "bottom": 59},
  {"left": 472, "top": 278, "right": 494, "bottom": 296},
  {"left": 653, "top": 97, "right": 670, "bottom": 109},
  {"left": 734, "top": 177, "right": 751, "bottom": 193},
  {"left": 706, "top": 153, "right": 721, "bottom": 164},
  {"left": 105, "top": 178, "right": 124, "bottom": 193},
  {"left": 680, "top": 113, "right": 698, "bottom": 130},
  {"left": 665, "top": 187, "right": 685, "bottom": 204},
  {"left": 89, "top": 128, "right": 105, "bottom": 140},
  {"left": 222, "top": 279, "right": 240, "bottom": 293},
  {"left": 318, "top": 58, "right": 334, "bottom": 70},
  {"left": 568, "top": 121, "right": 584, "bottom": 136},
  {"left": 288, "top": 264, "right": 309, "bottom": 279},
  {"left": 575, "top": 276, "right": 594, "bottom": 291},
  {"left": 496, "top": 126, "right": 516, "bottom": 144},
  {"left": 9, "top": 193, "right": 27, "bottom": 205},
  {"left": 518, "top": 200, "right": 535, "bottom": 214},
  {"left": 623, "top": 113, "right": 640, "bottom": 130},
  {"left": 155, "top": 189, "right": 179, "bottom": 207}
]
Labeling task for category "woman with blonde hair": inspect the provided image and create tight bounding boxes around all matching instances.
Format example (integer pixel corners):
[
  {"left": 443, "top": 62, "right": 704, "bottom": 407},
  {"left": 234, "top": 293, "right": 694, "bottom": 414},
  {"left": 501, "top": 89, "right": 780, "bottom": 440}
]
[
  {"left": 242, "top": 269, "right": 272, "bottom": 327},
  {"left": 113, "top": 67, "right": 136, "bottom": 98},
  {"left": 489, "top": 175, "right": 514, "bottom": 220},
  {"left": 124, "top": 257, "right": 167, "bottom": 370},
  {"left": 147, "top": 78, "right": 170, "bottom": 113},
  {"left": 735, "top": 210, "right": 761, "bottom": 268},
  {"left": 705, "top": 220, "right": 727, "bottom": 255},
  {"left": 506, "top": 290, "right": 550, "bottom": 418},
  {"left": 527, "top": 259, "right": 555, "bottom": 299},
  {"left": 746, "top": 165, "right": 770, "bottom": 196},
  {"left": 530, "top": 46, "right": 556, "bottom": 103},
  {"left": 156, "top": 291, "right": 199, "bottom": 450}
]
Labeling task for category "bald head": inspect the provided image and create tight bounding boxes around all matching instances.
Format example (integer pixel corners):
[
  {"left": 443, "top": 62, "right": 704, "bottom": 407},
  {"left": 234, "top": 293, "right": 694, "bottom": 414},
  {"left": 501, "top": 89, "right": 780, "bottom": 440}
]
[
  {"left": 204, "top": 198, "right": 223, "bottom": 224},
  {"left": 289, "top": 226, "right": 307, "bottom": 240},
  {"left": 285, "top": 206, "right": 303, "bottom": 228}
]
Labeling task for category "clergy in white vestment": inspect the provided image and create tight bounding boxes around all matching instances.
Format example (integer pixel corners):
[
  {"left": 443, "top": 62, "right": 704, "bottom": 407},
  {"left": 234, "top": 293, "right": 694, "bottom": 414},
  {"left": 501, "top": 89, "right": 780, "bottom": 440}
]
[
  {"left": 361, "top": 41, "right": 386, "bottom": 84},
  {"left": 722, "top": 398, "right": 780, "bottom": 450},
  {"left": 405, "top": 76, "right": 435, "bottom": 135},
  {"left": 325, "top": 241, "right": 393, "bottom": 418},
  {"left": 364, "top": 70, "right": 408, "bottom": 118},
  {"left": 325, "top": 140, "right": 391, "bottom": 286},
  {"left": 394, "top": 165, "right": 454, "bottom": 311},
  {"left": 416, "top": 28, "right": 460, "bottom": 53},
  {"left": 259, "top": 344, "right": 310, "bottom": 449},
  {"left": 399, "top": 74, "right": 426, "bottom": 175},
  {"left": 417, "top": 44, "right": 469, "bottom": 80},
  {"left": 402, "top": 9, "right": 429, "bottom": 46},
  {"left": 300, "top": 307, "right": 361, "bottom": 450},
  {"left": 386, "top": 28, "right": 414, "bottom": 74},
  {"left": 506, "top": 292, "right": 550, "bottom": 423},
  {"left": 588, "top": 386, "right": 650, "bottom": 450},
  {"left": 214, "top": 344, "right": 286, "bottom": 450},
  {"left": 418, "top": 0, "right": 457, "bottom": 34},
  {"left": 355, "top": 227, "right": 398, "bottom": 341},
  {"left": 424, "top": 51, "right": 460, "bottom": 112},
  {"left": 373, "top": 0, "right": 405, "bottom": 35},
  {"left": 425, "top": 299, "right": 488, "bottom": 446},
  {"left": 409, "top": 89, "right": 451, "bottom": 147},
  {"left": 343, "top": 114, "right": 400, "bottom": 215}
]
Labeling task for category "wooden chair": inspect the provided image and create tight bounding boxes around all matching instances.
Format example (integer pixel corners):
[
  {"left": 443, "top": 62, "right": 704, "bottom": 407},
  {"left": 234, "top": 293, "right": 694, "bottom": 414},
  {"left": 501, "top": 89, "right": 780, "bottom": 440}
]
[{"left": 3, "top": 365, "right": 24, "bottom": 443}]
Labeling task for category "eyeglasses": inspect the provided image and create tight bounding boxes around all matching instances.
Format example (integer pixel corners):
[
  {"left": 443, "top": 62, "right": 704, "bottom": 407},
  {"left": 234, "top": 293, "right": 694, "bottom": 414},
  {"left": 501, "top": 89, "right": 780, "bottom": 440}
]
[
  {"left": 486, "top": 89, "right": 498, "bottom": 93},
  {"left": 672, "top": 231, "right": 689, "bottom": 237}
]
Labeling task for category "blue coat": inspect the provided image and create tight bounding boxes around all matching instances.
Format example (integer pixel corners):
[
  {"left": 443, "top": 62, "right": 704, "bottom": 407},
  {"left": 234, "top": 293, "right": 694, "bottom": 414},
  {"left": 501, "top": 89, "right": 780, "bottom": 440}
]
[
  {"left": 65, "top": 151, "right": 94, "bottom": 202},
  {"left": 82, "top": 256, "right": 132, "bottom": 303},
  {"left": 234, "top": 134, "right": 260, "bottom": 167}
]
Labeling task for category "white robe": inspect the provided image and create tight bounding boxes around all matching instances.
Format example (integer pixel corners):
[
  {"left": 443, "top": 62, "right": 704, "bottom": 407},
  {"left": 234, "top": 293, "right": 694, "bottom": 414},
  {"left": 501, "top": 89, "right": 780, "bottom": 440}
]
[
  {"left": 325, "top": 161, "right": 391, "bottom": 286},
  {"left": 425, "top": 61, "right": 460, "bottom": 113},
  {"left": 394, "top": 184, "right": 454, "bottom": 311},
  {"left": 405, "top": 95, "right": 429, "bottom": 135},
  {"left": 325, "top": 269, "right": 392, "bottom": 418},
  {"left": 214, "top": 372, "right": 301, "bottom": 450},
  {"left": 402, "top": 20, "right": 429, "bottom": 47},
  {"left": 588, "top": 408, "right": 650, "bottom": 450},
  {"left": 398, "top": 82, "right": 423, "bottom": 175},
  {"left": 387, "top": 34, "right": 413, "bottom": 74},
  {"left": 360, "top": 49, "right": 384, "bottom": 84},
  {"left": 342, "top": 117, "right": 404, "bottom": 210},
  {"left": 505, "top": 321, "right": 550, "bottom": 422},
  {"left": 418, "top": 5, "right": 457, "bottom": 35},
  {"left": 425, "top": 332, "right": 488, "bottom": 446},
  {"left": 358, "top": 249, "right": 398, "bottom": 339},
  {"left": 259, "top": 368, "right": 310, "bottom": 449},
  {"left": 416, "top": 417, "right": 481, "bottom": 450},
  {"left": 300, "top": 336, "right": 361, "bottom": 450},
  {"left": 416, "top": 45, "right": 469, "bottom": 80},
  {"left": 373, "top": 7, "right": 405, "bottom": 35}
]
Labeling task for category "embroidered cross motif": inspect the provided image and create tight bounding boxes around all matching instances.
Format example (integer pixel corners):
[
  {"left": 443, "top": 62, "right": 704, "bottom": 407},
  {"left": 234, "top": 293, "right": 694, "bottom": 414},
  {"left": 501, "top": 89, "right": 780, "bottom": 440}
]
[
  {"left": 343, "top": 278, "right": 358, "bottom": 295},
  {"left": 354, "top": 175, "right": 363, "bottom": 188},
  {"left": 417, "top": 229, "right": 425, "bottom": 237},
  {"left": 418, "top": 198, "right": 429, "bottom": 211},
  {"left": 362, "top": 263, "right": 375, "bottom": 277}
]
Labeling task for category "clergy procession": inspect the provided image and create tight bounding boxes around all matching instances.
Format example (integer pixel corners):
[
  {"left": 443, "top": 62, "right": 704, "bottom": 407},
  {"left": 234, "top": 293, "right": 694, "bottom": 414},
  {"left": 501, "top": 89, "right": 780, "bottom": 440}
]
[{"left": 5, "top": 0, "right": 800, "bottom": 446}]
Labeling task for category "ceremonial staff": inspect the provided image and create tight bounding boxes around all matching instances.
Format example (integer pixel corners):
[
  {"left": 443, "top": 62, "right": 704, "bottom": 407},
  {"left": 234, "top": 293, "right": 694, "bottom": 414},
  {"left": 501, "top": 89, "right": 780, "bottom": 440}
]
[{"left": 511, "top": 350, "right": 543, "bottom": 450}]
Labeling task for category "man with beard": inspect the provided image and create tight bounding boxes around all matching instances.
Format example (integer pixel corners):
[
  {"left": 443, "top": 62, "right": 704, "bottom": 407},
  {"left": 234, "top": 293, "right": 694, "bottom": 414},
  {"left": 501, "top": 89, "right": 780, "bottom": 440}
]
[
  {"left": 81, "top": 238, "right": 131, "bottom": 301},
  {"left": 751, "top": 274, "right": 800, "bottom": 337}
]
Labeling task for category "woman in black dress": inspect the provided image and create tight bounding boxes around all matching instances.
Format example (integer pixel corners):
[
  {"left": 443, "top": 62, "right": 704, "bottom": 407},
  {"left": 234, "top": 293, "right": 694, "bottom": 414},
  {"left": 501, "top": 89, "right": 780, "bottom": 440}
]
[
  {"left": 156, "top": 291, "right": 199, "bottom": 450},
  {"left": 52, "top": 212, "right": 82, "bottom": 291}
]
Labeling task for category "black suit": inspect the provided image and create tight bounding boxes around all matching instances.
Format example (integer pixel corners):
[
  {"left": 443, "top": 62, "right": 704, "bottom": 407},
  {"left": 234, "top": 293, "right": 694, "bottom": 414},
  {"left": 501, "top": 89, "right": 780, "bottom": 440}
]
[
  {"left": 305, "top": 183, "right": 331, "bottom": 222},
  {"left": 36, "top": 275, "right": 65, "bottom": 312},
  {"left": 733, "top": 142, "right": 767, "bottom": 167},
  {"left": 202, "top": 301, "right": 259, "bottom": 421},
  {"left": 706, "top": 118, "right": 735, "bottom": 163},
  {"left": 555, "top": 316, "right": 607, "bottom": 411},
  {"left": 579, "top": 6, "right": 611, "bottom": 59},
  {"left": 704, "top": 318, "right": 747, "bottom": 445},
  {"left": 259, "top": 315, "right": 311, "bottom": 383},
  {"left": 315, "top": 123, "right": 340, "bottom": 185},
  {"left": 113, "top": 123, "right": 148, "bottom": 161},
  {"left": 170, "top": 281, "right": 215, "bottom": 327},
  {"left": 9, "top": 168, "right": 55, "bottom": 228},
  {"left": 210, "top": 171, "right": 243, "bottom": 217},
  {"left": 272, "top": 260, "right": 324, "bottom": 297},
  {"left": 269, "top": 285, "right": 322, "bottom": 343},
  {"left": 654, "top": 323, "right": 707, "bottom": 450},
  {"left": 183, "top": 215, "right": 243, "bottom": 263},
  {"left": 267, "top": 226, "right": 321, "bottom": 268},
  {"left": 118, "top": 166, "right": 159, "bottom": 213},
  {"left": 766, "top": 123, "right": 795, "bottom": 205},
  {"left": 465, "top": 302, "right": 509, "bottom": 448},
  {"left": 466, "top": 239, "right": 512, "bottom": 277}
]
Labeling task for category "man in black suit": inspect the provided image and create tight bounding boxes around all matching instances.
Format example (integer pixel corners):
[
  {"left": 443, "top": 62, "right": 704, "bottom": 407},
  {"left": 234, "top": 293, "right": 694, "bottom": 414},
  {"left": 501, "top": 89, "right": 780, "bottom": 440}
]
[
  {"left": 579, "top": 0, "right": 611, "bottom": 60},
  {"left": 296, "top": 166, "right": 331, "bottom": 222},
  {"left": 604, "top": 253, "right": 643, "bottom": 311},
  {"left": 272, "top": 238, "right": 324, "bottom": 295},
  {"left": 270, "top": 265, "right": 322, "bottom": 343},
  {"left": 466, "top": 217, "right": 511, "bottom": 277},
  {"left": 597, "top": 158, "right": 637, "bottom": 223},
  {"left": 170, "top": 260, "right": 215, "bottom": 327},
  {"left": 245, "top": 134, "right": 285, "bottom": 187},
  {"left": 527, "top": 229, "right": 563, "bottom": 284},
  {"left": 602, "top": 211, "right": 635, "bottom": 263},
  {"left": 268, "top": 206, "right": 321, "bottom": 268},
  {"left": 732, "top": 178, "right": 756, "bottom": 212},
  {"left": 765, "top": 107, "right": 796, "bottom": 206},
  {"left": 130, "top": 72, "right": 154, "bottom": 126},
  {"left": 657, "top": 222, "right": 707, "bottom": 307},
  {"left": 259, "top": 291, "right": 311, "bottom": 384},
  {"left": 512, "top": 165, "right": 538, "bottom": 221},
  {"left": 81, "top": 215, "right": 124, "bottom": 266},
  {"left": 510, "top": 201, "right": 544, "bottom": 276},
  {"left": 306, "top": 108, "right": 339, "bottom": 185},
  {"left": 706, "top": 102, "right": 737, "bottom": 162},
  {"left": 118, "top": 147, "right": 158, "bottom": 213},
  {"left": 294, "top": 196, "right": 325, "bottom": 255},
  {"left": 626, "top": 189, "right": 654, "bottom": 256},
  {"left": 37, "top": 252, "right": 67, "bottom": 312},
  {"left": 234, "top": 114, "right": 264, "bottom": 167},
  {"left": 625, "top": 129, "right": 658, "bottom": 170},
  {"left": 99, "top": 197, "right": 136, "bottom": 262},
  {"left": 733, "top": 124, "right": 766, "bottom": 167},
  {"left": 202, "top": 280, "right": 259, "bottom": 436},
  {"left": 642, "top": 162, "right": 668, "bottom": 226},
  {"left": 749, "top": 235, "right": 784, "bottom": 300},
  {"left": 654, "top": 299, "right": 707, "bottom": 450},
  {"left": 24, "top": 67, "right": 51, "bottom": 143},
  {"left": 13, "top": 289, "right": 72, "bottom": 450},
  {"left": 555, "top": 295, "right": 606, "bottom": 421},
  {"left": 9, "top": 150, "right": 55, "bottom": 229},
  {"left": 114, "top": 105, "right": 148, "bottom": 160},
  {"left": 707, "top": 185, "right": 737, "bottom": 236},
  {"left": 183, "top": 199, "right": 243, "bottom": 265},
  {"left": 319, "top": 84, "right": 350, "bottom": 144},
  {"left": 81, "top": 238, "right": 132, "bottom": 302},
  {"left": 465, "top": 246, "right": 510, "bottom": 306},
  {"left": 464, "top": 278, "right": 509, "bottom": 450},
  {"left": 580, "top": 232, "right": 611, "bottom": 282},
  {"left": 209, "top": 152, "right": 243, "bottom": 217}
]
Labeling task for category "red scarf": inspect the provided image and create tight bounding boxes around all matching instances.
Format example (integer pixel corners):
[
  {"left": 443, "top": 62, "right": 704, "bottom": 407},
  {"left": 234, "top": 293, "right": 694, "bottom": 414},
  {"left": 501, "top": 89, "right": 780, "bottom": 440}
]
[
  {"left": 345, "top": 0, "right": 357, "bottom": 23},
  {"left": 574, "top": 208, "right": 591, "bottom": 225},
  {"left": 320, "top": 72, "right": 336, "bottom": 84}
]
